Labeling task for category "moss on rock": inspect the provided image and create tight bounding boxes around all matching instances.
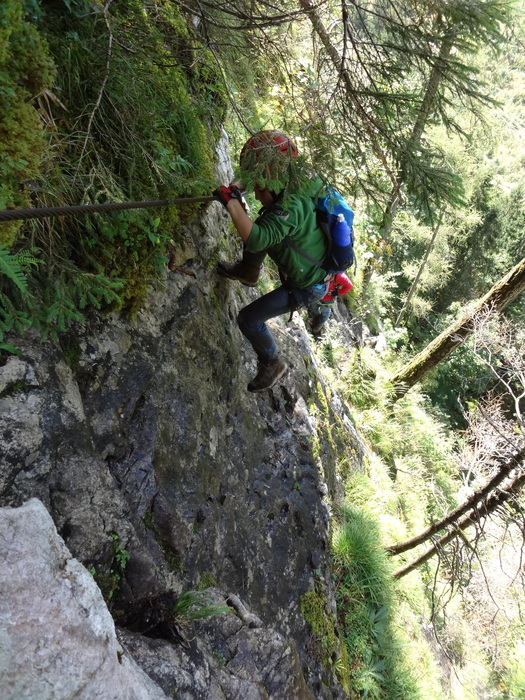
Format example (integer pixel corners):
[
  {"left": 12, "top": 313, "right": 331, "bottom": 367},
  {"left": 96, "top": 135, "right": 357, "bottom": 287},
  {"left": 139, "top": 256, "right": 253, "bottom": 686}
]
[
  {"left": 300, "top": 588, "right": 351, "bottom": 691},
  {"left": 300, "top": 590, "right": 339, "bottom": 663},
  {"left": 1, "top": 0, "right": 228, "bottom": 330},
  {"left": 0, "top": 0, "right": 55, "bottom": 246}
]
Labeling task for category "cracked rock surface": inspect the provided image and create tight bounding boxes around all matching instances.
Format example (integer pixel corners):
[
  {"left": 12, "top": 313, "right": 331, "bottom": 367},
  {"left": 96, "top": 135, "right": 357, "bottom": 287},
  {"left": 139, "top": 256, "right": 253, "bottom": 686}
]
[{"left": 0, "top": 140, "right": 365, "bottom": 697}]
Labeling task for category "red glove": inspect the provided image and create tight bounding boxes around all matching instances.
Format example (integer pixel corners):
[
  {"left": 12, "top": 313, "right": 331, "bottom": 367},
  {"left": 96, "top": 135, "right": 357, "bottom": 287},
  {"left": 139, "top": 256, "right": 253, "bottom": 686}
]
[{"left": 213, "top": 185, "right": 244, "bottom": 208}]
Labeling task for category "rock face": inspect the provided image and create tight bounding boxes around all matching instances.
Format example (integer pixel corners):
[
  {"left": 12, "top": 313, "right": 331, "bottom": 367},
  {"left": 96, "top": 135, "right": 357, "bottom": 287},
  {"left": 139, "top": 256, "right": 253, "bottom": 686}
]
[
  {"left": 0, "top": 498, "right": 167, "bottom": 700},
  {"left": 0, "top": 139, "right": 365, "bottom": 698}
]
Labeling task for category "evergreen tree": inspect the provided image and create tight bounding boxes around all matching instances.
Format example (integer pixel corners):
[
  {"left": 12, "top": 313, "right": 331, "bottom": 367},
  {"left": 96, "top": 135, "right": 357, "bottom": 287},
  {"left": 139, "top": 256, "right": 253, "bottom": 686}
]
[
  {"left": 191, "top": 0, "right": 511, "bottom": 206},
  {"left": 386, "top": 6, "right": 525, "bottom": 329}
]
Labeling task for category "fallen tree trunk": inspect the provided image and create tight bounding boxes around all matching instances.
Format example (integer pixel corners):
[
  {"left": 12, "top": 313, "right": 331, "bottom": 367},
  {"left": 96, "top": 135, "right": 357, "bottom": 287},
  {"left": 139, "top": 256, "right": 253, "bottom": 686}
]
[
  {"left": 392, "top": 464, "right": 525, "bottom": 579},
  {"left": 386, "top": 444, "right": 525, "bottom": 557},
  {"left": 390, "top": 256, "right": 525, "bottom": 398}
]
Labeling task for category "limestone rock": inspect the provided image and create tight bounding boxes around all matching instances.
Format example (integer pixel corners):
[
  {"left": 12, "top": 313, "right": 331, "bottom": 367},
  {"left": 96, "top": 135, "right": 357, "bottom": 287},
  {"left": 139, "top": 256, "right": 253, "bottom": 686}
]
[
  {"left": 0, "top": 498, "right": 167, "bottom": 700},
  {"left": 117, "top": 590, "right": 315, "bottom": 700}
]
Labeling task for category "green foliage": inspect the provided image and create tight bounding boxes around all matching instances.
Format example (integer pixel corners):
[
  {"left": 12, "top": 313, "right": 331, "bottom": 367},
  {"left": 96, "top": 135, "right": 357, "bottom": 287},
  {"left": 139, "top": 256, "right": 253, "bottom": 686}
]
[
  {"left": 171, "top": 590, "right": 230, "bottom": 622},
  {"left": 109, "top": 531, "right": 130, "bottom": 570},
  {"left": 0, "top": 257, "right": 124, "bottom": 342},
  {"left": 0, "top": 342, "right": 21, "bottom": 355},
  {"left": 497, "top": 640, "right": 525, "bottom": 699},
  {"left": 343, "top": 350, "right": 380, "bottom": 411},
  {"left": 59, "top": 331, "right": 82, "bottom": 372},
  {"left": 236, "top": 136, "right": 317, "bottom": 197},
  {"left": 197, "top": 572, "right": 217, "bottom": 590},
  {"left": 334, "top": 342, "right": 458, "bottom": 526},
  {"left": 300, "top": 590, "right": 339, "bottom": 663},
  {"left": 388, "top": 15, "right": 525, "bottom": 337},
  {"left": 401, "top": 146, "right": 466, "bottom": 225},
  {"left": 428, "top": 177, "right": 525, "bottom": 317},
  {"left": 0, "top": 0, "right": 55, "bottom": 246},
  {"left": 0, "top": 245, "right": 33, "bottom": 295},
  {"left": 0, "top": 245, "right": 44, "bottom": 343},
  {"left": 333, "top": 506, "right": 421, "bottom": 699},
  {"left": 91, "top": 531, "right": 130, "bottom": 603},
  {"left": 300, "top": 587, "right": 350, "bottom": 691},
  {"left": 310, "top": 292, "right": 525, "bottom": 699},
  {"left": 354, "top": 260, "right": 403, "bottom": 337},
  {"left": 1, "top": 0, "right": 227, "bottom": 337},
  {"left": 421, "top": 333, "right": 494, "bottom": 428}
]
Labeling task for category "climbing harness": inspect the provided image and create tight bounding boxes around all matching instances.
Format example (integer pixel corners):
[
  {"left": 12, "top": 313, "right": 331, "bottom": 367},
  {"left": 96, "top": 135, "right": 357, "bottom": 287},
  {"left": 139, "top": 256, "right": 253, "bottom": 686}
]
[{"left": 0, "top": 195, "right": 215, "bottom": 223}]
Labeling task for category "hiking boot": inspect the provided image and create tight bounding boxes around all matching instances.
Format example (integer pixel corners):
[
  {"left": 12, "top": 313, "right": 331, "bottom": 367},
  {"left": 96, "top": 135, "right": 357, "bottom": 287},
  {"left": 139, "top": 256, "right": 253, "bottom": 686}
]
[
  {"left": 217, "top": 260, "right": 261, "bottom": 287},
  {"left": 310, "top": 320, "right": 327, "bottom": 338},
  {"left": 247, "top": 357, "right": 288, "bottom": 392}
]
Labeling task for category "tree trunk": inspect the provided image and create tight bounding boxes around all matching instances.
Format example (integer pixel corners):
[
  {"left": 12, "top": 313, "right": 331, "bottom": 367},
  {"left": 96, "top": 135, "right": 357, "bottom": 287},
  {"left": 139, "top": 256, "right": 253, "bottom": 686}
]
[
  {"left": 395, "top": 209, "right": 445, "bottom": 326},
  {"left": 392, "top": 465, "right": 525, "bottom": 579},
  {"left": 380, "top": 37, "right": 454, "bottom": 238},
  {"left": 386, "top": 444, "right": 525, "bottom": 557},
  {"left": 390, "top": 256, "right": 525, "bottom": 397},
  {"left": 361, "top": 36, "right": 454, "bottom": 287}
]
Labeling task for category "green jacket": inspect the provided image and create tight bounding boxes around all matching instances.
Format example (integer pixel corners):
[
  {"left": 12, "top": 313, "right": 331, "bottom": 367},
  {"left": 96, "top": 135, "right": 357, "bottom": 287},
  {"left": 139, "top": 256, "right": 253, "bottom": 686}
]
[{"left": 245, "top": 194, "right": 327, "bottom": 288}]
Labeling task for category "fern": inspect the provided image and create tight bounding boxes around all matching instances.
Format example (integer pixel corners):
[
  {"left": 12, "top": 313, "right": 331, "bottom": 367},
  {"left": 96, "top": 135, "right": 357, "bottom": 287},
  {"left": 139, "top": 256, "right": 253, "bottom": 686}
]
[
  {"left": 16, "top": 249, "right": 44, "bottom": 272},
  {"left": 0, "top": 343, "right": 21, "bottom": 355},
  {"left": 0, "top": 293, "right": 33, "bottom": 337},
  {"left": 0, "top": 246, "right": 33, "bottom": 296}
]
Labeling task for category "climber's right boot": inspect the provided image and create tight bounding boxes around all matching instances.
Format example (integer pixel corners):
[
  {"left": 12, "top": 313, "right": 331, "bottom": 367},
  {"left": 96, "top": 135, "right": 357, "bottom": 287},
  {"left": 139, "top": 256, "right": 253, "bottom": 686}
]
[
  {"left": 217, "top": 260, "right": 261, "bottom": 287},
  {"left": 247, "top": 357, "right": 288, "bottom": 392}
]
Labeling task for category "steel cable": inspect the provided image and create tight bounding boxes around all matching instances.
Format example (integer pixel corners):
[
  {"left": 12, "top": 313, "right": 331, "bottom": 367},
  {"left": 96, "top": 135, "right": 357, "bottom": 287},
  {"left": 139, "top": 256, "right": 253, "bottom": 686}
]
[{"left": 0, "top": 196, "right": 216, "bottom": 223}]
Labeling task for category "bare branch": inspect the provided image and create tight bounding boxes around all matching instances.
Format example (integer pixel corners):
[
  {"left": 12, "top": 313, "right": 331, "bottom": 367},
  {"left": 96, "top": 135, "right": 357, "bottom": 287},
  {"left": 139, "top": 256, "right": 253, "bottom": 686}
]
[
  {"left": 387, "top": 443, "right": 525, "bottom": 558},
  {"left": 392, "top": 466, "right": 525, "bottom": 579},
  {"left": 75, "top": 1, "right": 114, "bottom": 179}
]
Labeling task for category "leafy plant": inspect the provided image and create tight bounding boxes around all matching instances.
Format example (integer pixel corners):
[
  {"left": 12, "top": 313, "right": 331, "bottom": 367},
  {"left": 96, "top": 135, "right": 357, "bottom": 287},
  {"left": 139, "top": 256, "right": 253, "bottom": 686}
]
[
  {"left": 110, "top": 531, "right": 130, "bottom": 570},
  {"left": 90, "top": 531, "right": 130, "bottom": 603},
  {"left": 0, "top": 246, "right": 32, "bottom": 295},
  {"left": 0, "top": 0, "right": 226, "bottom": 338}
]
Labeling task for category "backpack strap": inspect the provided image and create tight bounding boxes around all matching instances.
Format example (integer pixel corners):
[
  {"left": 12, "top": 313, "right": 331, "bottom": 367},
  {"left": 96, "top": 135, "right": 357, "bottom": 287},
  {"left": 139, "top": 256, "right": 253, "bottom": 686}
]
[
  {"left": 282, "top": 209, "right": 332, "bottom": 271},
  {"left": 282, "top": 236, "right": 326, "bottom": 269}
]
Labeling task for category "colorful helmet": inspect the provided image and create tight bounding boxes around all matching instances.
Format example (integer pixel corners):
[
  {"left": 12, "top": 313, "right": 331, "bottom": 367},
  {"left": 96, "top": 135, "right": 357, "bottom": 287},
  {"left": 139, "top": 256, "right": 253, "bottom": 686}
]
[{"left": 239, "top": 130, "right": 298, "bottom": 183}]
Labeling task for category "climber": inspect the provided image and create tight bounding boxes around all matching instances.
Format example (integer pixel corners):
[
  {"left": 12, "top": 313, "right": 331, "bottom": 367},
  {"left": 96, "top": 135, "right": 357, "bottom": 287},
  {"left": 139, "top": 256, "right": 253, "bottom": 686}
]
[
  {"left": 213, "top": 130, "right": 330, "bottom": 393},
  {"left": 308, "top": 271, "right": 353, "bottom": 337}
]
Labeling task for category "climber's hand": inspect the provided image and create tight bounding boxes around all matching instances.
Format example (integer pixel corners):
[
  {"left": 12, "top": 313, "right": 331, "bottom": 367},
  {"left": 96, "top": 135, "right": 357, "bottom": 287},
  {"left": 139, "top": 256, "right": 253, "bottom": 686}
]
[{"left": 213, "top": 185, "right": 245, "bottom": 209}]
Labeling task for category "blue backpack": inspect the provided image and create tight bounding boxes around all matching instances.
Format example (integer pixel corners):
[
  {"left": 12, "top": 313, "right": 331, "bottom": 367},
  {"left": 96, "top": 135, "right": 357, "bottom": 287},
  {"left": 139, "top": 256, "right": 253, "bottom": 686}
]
[
  {"left": 284, "top": 188, "right": 355, "bottom": 274},
  {"left": 315, "top": 189, "right": 355, "bottom": 272}
]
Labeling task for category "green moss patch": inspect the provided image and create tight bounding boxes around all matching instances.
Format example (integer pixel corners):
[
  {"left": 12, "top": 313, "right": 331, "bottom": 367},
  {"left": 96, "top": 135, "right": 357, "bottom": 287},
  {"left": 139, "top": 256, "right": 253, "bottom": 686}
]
[{"left": 0, "top": 0, "right": 227, "bottom": 336}]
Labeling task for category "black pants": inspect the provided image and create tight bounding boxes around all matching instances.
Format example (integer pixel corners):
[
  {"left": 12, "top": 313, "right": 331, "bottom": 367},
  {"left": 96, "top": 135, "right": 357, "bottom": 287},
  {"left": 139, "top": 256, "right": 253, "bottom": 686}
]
[{"left": 237, "top": 251, "right": 328, "bottom": 362}]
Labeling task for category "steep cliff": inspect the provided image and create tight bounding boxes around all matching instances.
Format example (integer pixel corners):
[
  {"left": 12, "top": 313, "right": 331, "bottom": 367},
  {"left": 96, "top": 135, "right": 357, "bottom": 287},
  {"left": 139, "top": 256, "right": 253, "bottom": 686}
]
[{"left": 0, "top": 140, "right": 365, "bottom": 698}]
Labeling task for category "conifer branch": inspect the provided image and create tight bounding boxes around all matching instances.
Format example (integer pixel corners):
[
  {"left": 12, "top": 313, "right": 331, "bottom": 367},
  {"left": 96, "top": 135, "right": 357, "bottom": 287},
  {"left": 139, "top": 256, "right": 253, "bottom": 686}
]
[{"left": 297, "top": 0, "right": 398, "bottom": 188}]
